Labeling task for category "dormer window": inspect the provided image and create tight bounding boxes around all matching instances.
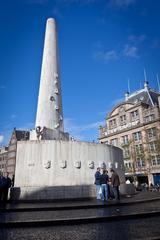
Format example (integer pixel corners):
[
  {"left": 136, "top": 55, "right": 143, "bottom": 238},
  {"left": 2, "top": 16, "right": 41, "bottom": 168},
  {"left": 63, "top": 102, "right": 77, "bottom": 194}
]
[
  {"left": 120, "top": 115, "right": 126, "bottom": 125},
  {"left": 109, "top": 119, "right": 116, "bottom": 128},
  {"left": 131, "top": 110, "right": 139, "bottom": 121}
]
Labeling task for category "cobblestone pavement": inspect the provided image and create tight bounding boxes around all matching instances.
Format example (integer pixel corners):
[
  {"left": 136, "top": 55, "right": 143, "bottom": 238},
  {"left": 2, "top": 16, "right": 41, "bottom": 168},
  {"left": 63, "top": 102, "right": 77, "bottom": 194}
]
[
  {"left": 0, "top": 216, "right": 160, "bottom": 240},
  {"left": 1, "top": 192, "right": 160, "bottom": 240}
]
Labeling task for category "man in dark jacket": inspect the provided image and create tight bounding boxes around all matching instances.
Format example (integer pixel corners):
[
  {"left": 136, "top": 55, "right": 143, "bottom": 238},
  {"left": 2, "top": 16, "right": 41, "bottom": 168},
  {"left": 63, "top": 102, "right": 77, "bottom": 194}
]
[
  {"left": 100, "top": 169, "right": 109, "bottom": 201},
  {"left": 94, "top": 167, "right": 101, "bottom": 200},
  {"left": 3, "top": 172, "right": 12, "bottom": 202},
  {"left": 0, "top": 172, "right": 6, "bottom": 202},
  {"left": 110, "top": 169, "right": 120, "bottom": 200}
]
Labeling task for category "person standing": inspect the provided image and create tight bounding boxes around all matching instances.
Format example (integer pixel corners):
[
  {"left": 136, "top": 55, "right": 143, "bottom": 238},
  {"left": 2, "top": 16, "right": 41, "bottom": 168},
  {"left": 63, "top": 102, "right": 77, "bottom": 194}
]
[
  {"left": 3, "top": 172, "right": 12, "bottom": 202},
  {"left": 110, "top": 169, "right": 120, "bottom": 200},
  {"left": 94, "top": 167, "right": 101, "bottom": 200},
  {"left": 100, "top": 169, "right": 109, "bottom": 201},
  {"left": 0, "top": 172, "right": 6, "bottom": 203}
]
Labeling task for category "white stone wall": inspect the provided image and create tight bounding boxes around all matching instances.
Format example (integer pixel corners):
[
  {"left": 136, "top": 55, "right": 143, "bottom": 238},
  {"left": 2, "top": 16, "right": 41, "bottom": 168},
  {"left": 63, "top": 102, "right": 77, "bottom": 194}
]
[{"left": 15, "top": 140, "right": 125, "bottom": 188}]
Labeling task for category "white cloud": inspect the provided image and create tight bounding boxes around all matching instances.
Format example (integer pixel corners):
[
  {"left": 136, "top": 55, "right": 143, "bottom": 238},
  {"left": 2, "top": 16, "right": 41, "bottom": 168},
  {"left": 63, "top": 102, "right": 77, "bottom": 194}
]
[
  {"left": 0, "top": 135, "right": 4, "bottom": 144},
  {"left": 109, "top": 0, "right": 136, "bottom": 8},
  {"left": 11, "top": 114, "right": 17, "bottom": 120},
  {"left": 93, "top": 50, "right": 118, "bottom": 62},
  {"left": 60, "top": 0, "right": 98, "bottom": 4},
  {"left": 128, "top": 34, "right": 146, "bottom": 44},
  {"left": 0, "top": 85, "right": 6, "bottom": 89},
  {"left": 123, "top": 44, "right": 139, "bottom": 58},
  {"left": 26, "top": 0, "right": 48, "bottom": 4},
  {"left": 64, "top": 118, "right": 104, "bottom": 141}
]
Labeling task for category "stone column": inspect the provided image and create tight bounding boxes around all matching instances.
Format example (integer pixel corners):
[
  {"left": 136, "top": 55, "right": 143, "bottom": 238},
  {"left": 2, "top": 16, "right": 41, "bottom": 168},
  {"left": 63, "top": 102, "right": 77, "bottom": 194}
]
[{"left": 35, "top": 18, "right": 64, "bottom": 133}]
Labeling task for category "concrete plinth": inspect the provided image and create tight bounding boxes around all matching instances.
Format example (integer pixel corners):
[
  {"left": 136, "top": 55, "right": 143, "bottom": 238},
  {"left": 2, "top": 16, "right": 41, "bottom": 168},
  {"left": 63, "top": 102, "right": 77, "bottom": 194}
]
[{"left": 12, "top": 140, "right": 132, "bottom": 200}]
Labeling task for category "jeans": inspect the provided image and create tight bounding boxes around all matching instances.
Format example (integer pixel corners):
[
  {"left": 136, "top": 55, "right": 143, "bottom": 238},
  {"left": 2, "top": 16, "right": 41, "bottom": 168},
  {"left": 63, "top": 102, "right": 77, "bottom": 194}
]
[
  {"left": 96, "top": 185, "right": 101, "bottom": 199},
  {"left": 113, "top": 186, "right": 120, "bottom": 200},
  {"left": 101, "top": 184, "right": 108, "bottom": 200}
]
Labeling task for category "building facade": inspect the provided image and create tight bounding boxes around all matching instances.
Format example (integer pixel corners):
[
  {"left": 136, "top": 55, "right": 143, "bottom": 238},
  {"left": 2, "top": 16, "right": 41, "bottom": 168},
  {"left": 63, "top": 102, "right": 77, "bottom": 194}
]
[
  {"left": 0, "top": 146, "right": 8, "bottom": 175},
  {"left": 99, "top": 81, "right": 160, "bottom": 185},
  {"left": 7, "top": 128, "right": 29, "bottom": 177}
]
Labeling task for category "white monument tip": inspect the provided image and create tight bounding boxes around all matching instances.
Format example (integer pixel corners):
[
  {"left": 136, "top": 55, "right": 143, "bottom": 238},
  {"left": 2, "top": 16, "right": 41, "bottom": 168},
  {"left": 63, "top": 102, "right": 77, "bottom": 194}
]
[{"left": 47, "top": 18, "right": 56, "bottom": 24}]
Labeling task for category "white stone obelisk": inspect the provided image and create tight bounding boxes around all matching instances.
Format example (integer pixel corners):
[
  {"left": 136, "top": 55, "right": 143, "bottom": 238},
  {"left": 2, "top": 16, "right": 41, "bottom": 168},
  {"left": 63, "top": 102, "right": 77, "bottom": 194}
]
[{"left": 35, "top": 18, "right": 64, "bottom": 134}]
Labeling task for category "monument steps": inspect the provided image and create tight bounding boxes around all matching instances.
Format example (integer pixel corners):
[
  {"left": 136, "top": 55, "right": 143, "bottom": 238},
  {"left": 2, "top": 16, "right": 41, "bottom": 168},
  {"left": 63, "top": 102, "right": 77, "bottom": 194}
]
[
  {"left": 1, "top": 195, "right": 160, "bottom": 228},
  {"left": 1, "top": 195, "right": 160, "bottom": 213},
  {"left": 0, "top": 208, "right": 160, "bottom": 228}
]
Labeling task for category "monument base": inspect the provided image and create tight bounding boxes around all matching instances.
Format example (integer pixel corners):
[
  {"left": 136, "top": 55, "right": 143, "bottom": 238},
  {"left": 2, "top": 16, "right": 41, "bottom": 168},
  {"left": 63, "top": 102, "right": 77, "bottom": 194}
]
[
  {"left": 10, "top": 185, "right": 96, "bottom": 201},
  {"left": 10, "top": 184, "right": 135, "bottom": 201}
]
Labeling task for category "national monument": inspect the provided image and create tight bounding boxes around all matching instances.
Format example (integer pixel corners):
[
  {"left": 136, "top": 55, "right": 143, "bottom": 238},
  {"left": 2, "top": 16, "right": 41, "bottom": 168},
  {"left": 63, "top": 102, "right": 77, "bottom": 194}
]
[{"left": 12, "top": 18, "right": 129, "bottom": 200}]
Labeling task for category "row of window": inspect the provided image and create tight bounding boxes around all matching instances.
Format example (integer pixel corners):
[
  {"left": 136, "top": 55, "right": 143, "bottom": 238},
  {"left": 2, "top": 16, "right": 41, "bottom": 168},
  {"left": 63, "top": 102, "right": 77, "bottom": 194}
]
[
  {"left": 125, "top": 155, "right": 160, "bottom": 170},
  {"left": 0, "top": 164, "right": 6, "bottom": 169},
  {"left": 110, "top": 127, "right": 157, "bottom": 147},
  {"left": 109, "top": 110, "right": 139, "bottom": 128},
  {"left": 0, "top": 156, "right": 7, "bottom": 161},
  {"left": 123, "top": 141, "right": 158, "bottom": 158},
  {"left": 125, "top": 159, "right": 145, "bottom": 169},
  {"left": 109, "top": 112, "right": 156, "bottom": 129},
  {"left": 151, "top": 155, "right": 160, "bottom": 166},
  {"left": 144, "top": 114, "right": 155, "bottom": 123}
]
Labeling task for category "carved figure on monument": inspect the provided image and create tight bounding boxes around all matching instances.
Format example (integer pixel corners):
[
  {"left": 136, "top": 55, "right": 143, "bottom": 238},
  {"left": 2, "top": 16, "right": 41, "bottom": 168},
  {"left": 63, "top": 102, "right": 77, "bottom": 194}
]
[
  {"left": 60, "top": 160, "right": 67, "bottom": 169},
  {"left": 88, "top": 161, "right": 94, "bottom": 169},
  {"left": 36, "top": 126, "right": 45, "bottom": 140},
  {"left": 44, "top": 161, "right": 51, "bottom": 169}
]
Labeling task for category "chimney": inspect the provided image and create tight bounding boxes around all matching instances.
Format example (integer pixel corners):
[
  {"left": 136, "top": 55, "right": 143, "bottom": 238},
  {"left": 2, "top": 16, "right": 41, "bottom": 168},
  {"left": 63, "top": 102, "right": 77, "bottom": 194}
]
[
  {"left": 144, "top": 81, "right": 149, "bottom": 90},
  {"left": 125, "top": 91, "right": 129, "bottom": 101}
]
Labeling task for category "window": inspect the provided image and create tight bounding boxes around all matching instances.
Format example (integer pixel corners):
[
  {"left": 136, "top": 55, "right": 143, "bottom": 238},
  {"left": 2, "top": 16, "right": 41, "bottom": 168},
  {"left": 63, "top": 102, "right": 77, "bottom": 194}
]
[
  {"left": 109, "top": 119, "right": 116, "bottom": 128},
  {"left": 120, "top": 115, "right": 126, "bottom": 125},
  {"left": 136, "top": 158, "right": 145, "bottom": 167},
  {"left": 131, "top": 110, "right": 139, "bottom": 121},
  {"left": 123, "top": 147, "right": 130, "bottom": 158},
  {"left": 147, "top": 128, "right": 156, "bottom": 139},
  {"left": 149, "top": 142, "right": 157, "bottom": 152},
  {"left": 135, "top": 144, "right": 143, "bottom": 154},
  {"left": 125, "top": 162, "right": 132, "bottom": 170},
  {"left": 121, "top": 135, "right": 129, "bottom": 145},
  {"left": 144, "top": 114, "right": 155, "bottom": 123},
  {"left": 151, "top": 156, "right": 157, "bottom": 166},
  {"left": 110, "top": 138, "right": 118, "bottom": 146},
  {"left": 128, "top": 162, "right": 132, "bottom": 168},
  {"left": 133, "top": 132, "right": 142, "bottom": 141},
  {"left": 157, "top": 155, "right": 160, "bottom": 165},
  {"left": 151, "top": 155, "right": 160, "bottom": 166}
]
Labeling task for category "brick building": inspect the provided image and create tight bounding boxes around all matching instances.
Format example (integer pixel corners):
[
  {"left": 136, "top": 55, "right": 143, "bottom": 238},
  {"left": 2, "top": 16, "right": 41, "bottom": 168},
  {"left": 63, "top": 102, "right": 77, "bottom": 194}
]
[
  {"left": 7, "top": 128, "right": 29, "bottom": 177},
  {"left": 0, "top": 146, "right": 8, "bottom": 175}
]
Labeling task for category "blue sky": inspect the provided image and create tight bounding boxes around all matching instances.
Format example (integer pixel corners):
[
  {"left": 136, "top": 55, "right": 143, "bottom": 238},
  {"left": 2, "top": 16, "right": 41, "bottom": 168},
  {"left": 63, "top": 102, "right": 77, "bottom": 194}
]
[{"left": 0, "top": 0, "right": 160, "bottom": 145}]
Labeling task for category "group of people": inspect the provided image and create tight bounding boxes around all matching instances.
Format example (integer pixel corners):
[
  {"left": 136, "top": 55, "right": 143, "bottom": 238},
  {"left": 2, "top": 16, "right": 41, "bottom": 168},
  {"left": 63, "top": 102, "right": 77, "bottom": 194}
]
[
  {"left": 0, "top": 172, "right": 12, "bottom": 204},
  {"left": 94, "top": 167, "right": 120, "bottom": 201}
]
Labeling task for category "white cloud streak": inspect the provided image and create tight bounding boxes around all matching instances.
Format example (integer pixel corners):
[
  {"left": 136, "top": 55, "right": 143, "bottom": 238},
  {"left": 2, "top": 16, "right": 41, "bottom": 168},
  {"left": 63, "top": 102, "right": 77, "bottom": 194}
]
[
  {"left": 128, "top": 34, "right": 146, "bottom": 44},
  {"left": 109, "top": 0, "right": 136, "bottom": 8},
  {"left": 123, "top": 44, "right": 139, "bottom": 58},
  {"left": 93, "top": 50, "right": 118, "bottom": 62},
  {"left": 0, "top": 85, "right": 6, "bottom": 89},
  {"left": 0, "top": 135, "right": 4, "bottom": 144},
  {"left": 64, "top": 118, "right": 104, "bottom": 141}
]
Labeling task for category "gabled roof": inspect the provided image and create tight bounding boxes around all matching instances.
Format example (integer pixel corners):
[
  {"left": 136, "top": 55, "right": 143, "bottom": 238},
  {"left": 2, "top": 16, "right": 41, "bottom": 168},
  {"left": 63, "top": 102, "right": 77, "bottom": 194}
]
[
  {"left": 126, "top": 88, "right": 160, "bottom": 107},
  {"left": 14, "top": 130, "right": 30, "bottom": 141}
]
